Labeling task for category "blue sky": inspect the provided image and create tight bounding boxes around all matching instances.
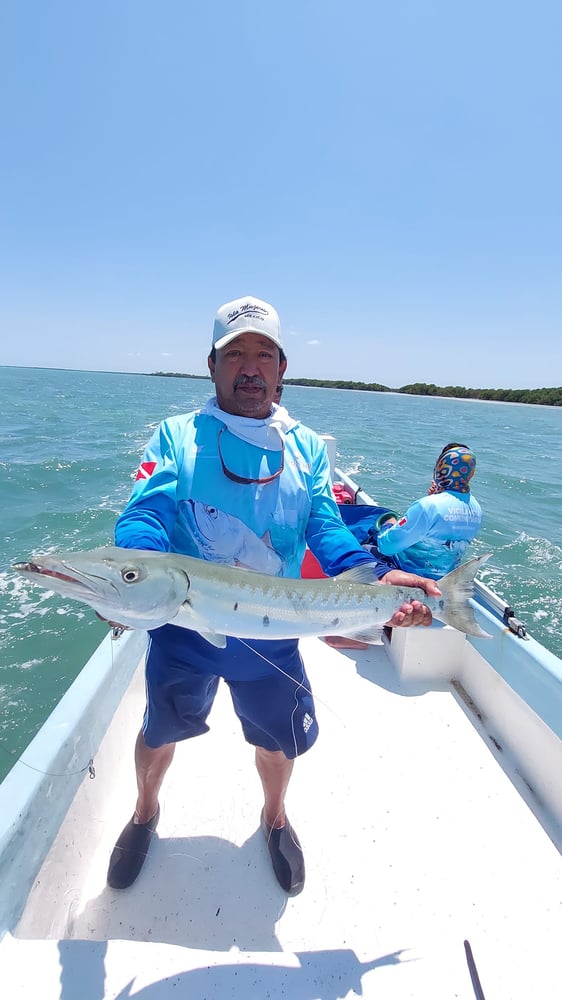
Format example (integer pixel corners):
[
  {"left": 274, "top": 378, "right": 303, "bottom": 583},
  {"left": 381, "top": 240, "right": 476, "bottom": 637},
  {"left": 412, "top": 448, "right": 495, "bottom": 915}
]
[{"left": 1, "top": 1, "right": 560, "bottom": 388}]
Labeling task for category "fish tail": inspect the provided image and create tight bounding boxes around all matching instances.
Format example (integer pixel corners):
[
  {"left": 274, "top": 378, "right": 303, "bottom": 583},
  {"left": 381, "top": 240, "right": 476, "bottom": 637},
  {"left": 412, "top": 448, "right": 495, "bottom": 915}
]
[{"left": 436, "top": 554, "right": 492, "bottom": 638}]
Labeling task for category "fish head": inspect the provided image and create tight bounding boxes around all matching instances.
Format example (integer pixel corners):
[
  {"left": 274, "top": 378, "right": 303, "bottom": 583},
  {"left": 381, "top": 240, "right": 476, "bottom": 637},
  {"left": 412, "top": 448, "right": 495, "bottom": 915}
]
[
  {"left": 177, "top": 500, "right": 240, "bottom": 560},
  {"left": 189, "top": 501, "right": 238, "bottom": 543},
  {"left": 12, "top": 547, "right": 190, "bottom": 630}
]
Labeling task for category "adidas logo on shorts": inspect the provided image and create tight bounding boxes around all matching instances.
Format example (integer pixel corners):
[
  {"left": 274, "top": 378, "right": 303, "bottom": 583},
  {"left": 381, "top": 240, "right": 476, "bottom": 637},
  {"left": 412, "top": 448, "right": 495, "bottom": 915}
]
[{"left": 302, "top": 713, "right": 314, "bottom": 733}]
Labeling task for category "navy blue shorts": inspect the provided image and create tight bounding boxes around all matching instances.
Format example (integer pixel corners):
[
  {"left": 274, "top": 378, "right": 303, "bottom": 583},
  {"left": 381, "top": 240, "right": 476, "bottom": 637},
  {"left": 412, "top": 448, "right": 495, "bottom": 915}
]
[{"left": 142, "top": 625, "right": 319, "bottom": 760}]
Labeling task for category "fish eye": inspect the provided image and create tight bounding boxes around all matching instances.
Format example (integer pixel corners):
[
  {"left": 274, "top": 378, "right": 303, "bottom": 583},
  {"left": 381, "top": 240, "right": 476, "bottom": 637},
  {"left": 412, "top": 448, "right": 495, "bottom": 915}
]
[{"left": 121, "top": 567, "right": 142, "bottom": 583}]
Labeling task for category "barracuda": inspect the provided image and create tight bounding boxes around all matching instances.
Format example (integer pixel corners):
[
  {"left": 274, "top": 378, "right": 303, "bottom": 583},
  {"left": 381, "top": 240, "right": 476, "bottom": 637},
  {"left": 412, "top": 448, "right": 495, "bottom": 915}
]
[{"left": 12, "top": 547, "right": 492, "bottom": 645}]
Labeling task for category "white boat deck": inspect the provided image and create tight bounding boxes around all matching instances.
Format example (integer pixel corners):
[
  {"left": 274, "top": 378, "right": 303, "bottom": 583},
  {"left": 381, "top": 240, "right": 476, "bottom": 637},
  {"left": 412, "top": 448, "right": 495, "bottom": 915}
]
[{"left": 4, "top": 635, "right": 562, "bottom": 999}]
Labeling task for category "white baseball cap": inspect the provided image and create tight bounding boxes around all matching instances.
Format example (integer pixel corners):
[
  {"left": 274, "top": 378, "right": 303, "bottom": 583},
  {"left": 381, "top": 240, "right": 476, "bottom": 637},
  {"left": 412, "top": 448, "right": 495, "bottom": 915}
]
[{"left": 211, "top": 296, "right": 283, "bottom": 351}]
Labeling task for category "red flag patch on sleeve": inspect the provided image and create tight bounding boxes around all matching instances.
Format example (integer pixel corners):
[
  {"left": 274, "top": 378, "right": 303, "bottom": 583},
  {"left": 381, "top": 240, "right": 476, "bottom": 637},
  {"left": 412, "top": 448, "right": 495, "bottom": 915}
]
[
  {"left": 398, "top": 517, "right": 407, "bottom": 526},
  {"left": 135, "top": 461, "right": 157, "bottom": 481}
]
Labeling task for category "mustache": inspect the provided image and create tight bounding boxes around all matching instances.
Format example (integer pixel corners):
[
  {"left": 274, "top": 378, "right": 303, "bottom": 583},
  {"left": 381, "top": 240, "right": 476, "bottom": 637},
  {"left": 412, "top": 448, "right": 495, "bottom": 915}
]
[{"left": 234, "top": 376, "right": 267, "bottom": 390}]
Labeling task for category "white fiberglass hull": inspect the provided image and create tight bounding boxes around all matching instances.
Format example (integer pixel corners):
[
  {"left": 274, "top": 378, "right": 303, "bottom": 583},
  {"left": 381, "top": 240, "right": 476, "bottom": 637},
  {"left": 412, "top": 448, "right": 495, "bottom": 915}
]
[
  {"left": 1, "top": 444, "right": 562, "bottom": 998},
  {"left": 1, "top": 623, "right": 562, "bottom": 999}
]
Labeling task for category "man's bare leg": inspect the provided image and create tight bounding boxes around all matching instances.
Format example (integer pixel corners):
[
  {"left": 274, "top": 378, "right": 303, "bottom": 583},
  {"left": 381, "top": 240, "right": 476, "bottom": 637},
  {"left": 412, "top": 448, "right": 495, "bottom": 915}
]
[
  {"left": 255, "top": 746, "right": 293, "bottom": 828},
  {"left": 133, "top": 729, "right": 176, "bottom": 823},
  {"left": 107, "top": 730, "right": 175, "bottom": 888},
  {"left": 255, "top": 746, "right": 305, "bottom": 895}
]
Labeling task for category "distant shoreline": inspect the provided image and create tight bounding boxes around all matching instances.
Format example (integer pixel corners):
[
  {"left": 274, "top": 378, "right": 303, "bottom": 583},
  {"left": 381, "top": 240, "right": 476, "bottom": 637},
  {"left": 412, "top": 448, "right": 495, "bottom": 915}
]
[
  {"left": 1, "top": 367, "right": 560, "bottom": 406},
  {"left": 147, "top": 372, "right": 562, "bottom": 407}
]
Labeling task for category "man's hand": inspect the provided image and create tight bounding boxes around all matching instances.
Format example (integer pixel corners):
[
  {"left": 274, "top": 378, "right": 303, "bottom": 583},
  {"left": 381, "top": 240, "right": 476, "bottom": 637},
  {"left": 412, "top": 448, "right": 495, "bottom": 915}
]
[{"left": 379, "top": 570, "right": 442, "bottom": 628}]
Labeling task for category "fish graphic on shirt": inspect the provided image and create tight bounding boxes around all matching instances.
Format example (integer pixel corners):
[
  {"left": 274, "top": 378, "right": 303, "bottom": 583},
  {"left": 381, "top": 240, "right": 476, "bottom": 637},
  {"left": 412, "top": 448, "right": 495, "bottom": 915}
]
[{"left": 178, "top": 500, "right": 285, "bottom": 575}]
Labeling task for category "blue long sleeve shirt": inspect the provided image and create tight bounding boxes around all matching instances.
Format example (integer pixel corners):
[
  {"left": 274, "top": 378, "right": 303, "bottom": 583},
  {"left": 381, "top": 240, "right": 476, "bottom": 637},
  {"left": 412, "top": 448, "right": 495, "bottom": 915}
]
[
  {"left": 376, "top": 490, "right": 482, "bottom": 578},
  {"left": 116, "top": 410, "right": 386, "bottom": 580}
]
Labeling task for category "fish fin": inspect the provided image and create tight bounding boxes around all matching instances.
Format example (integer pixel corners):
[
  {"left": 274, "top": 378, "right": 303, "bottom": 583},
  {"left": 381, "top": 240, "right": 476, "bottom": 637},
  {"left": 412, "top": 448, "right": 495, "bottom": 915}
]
[
  {"left": 198, "top": 628, "right": 227, "bottom": 649},
  {"left": 179, "top": 600, "right": 227, "bottom": 648},
  {"left": 436, "top": 554, "right": 493, "bottom": 638},
  {"left": 339, "top": 628, "right": 384, "bottom": 645},
  {"left": 337, "top": 564, "right": 382, "bottom": 585}
]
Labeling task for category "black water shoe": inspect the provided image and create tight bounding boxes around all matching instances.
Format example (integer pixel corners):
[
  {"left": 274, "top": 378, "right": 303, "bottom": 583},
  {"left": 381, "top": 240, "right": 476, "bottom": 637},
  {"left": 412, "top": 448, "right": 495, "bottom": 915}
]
[
  {"left": 261, "top": 811, "right": 305, "bottom": 896},
  {"left": 107, "top": 805, "right": 160, "bottom": 889}
]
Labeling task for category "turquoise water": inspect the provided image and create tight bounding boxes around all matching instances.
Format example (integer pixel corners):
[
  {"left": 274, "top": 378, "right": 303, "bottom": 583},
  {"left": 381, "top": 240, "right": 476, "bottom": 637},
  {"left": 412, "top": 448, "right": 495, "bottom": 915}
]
[{"left": 1, "top": 366, "right": 561, "bottom": 779}]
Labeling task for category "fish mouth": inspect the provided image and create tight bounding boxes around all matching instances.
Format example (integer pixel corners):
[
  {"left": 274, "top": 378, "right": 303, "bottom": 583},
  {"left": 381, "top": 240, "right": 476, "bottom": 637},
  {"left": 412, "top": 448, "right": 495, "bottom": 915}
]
[
  {"left": 13, "top": 561, "right": 82, "bottom": 584},
  {"left": 12, "top": 561, "right": 106, "bottom": 595}
]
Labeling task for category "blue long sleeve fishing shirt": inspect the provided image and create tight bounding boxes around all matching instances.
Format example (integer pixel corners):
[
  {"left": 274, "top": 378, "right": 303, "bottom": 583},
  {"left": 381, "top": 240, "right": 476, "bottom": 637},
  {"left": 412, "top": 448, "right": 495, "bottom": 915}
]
[
  {"left": 376, "top": 490, "right": 482, "bottom": 579},
  {"left": 115, "top": 410, "right": 385, "bottom": 580}
]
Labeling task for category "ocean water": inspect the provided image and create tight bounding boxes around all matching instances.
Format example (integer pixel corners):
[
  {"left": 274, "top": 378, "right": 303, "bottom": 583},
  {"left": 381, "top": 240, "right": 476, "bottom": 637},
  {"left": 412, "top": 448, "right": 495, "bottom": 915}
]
[{"left": 1, "top": 366, "right": 561, "bottom": 780}]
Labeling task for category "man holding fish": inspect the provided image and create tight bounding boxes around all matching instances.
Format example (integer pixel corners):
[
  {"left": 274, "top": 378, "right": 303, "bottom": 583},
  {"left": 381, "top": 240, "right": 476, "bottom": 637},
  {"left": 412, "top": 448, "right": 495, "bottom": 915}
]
[{"left": 103, "top": 296, "right": 443, "bottom": 896}]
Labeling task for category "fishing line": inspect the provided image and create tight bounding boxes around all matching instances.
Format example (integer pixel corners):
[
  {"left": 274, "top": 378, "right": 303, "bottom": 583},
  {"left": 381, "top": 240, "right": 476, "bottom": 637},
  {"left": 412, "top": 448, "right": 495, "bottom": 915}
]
[
  {"left": 289, "top": 675, "right": 303, "bottom": 761},
  {"left": 0, "top": 631, "right": 348, "bottom": 781},
  {"left": 0, "top": 742, "right": 95, "bottom": 779},
  {"left": 0, "top": 629, "right": 126, "bottom": 781},
  {"left": 237, "top": 637, "right": 347, "bottom": 728}
]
